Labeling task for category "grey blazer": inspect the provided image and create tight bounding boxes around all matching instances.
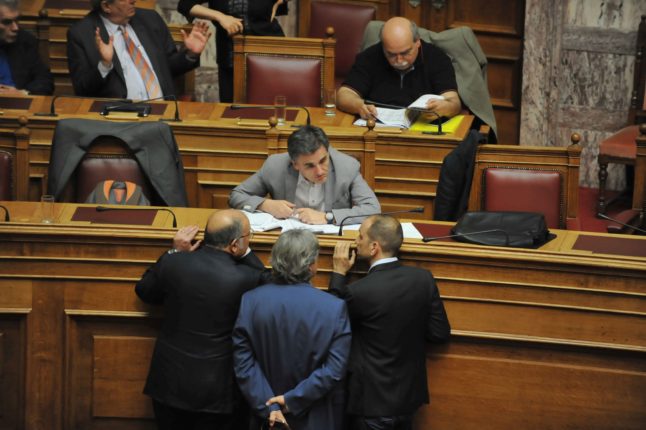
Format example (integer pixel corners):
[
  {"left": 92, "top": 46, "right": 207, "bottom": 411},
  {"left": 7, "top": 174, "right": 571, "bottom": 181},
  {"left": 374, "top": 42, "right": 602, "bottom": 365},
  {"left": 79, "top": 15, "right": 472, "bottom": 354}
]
[
  {"left": 361, "top": 21, "right": 497, "bottom": 140},
  {"left": 228, "top": 147, "right": 380, "bottom": 224}
]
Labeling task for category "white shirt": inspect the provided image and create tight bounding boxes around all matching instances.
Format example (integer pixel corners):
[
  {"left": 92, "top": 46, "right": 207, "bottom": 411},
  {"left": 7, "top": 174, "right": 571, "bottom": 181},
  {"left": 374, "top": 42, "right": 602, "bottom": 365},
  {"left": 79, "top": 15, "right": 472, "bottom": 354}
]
[
  {"left": 294, "top": 173, "right": 325, "bottom": 212},
  {"left": 369, "top": 257, "right": 398, "bottom": 271},
  {"left": 98, "top": 16, "right": 162, "bottom": 100}
]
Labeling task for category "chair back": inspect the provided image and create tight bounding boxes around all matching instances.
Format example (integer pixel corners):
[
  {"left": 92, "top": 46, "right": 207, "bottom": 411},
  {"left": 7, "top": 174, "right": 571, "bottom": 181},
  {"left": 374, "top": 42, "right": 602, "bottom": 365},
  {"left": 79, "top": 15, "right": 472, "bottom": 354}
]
[
  {"left": 483, "top": 168, "right": 562, "bottom": 229},
  {"left": 72, "top": 137, "right": 153, "bottom": 203},
  {"left": 307, "top": 1, "right": 375, "bottom": 85},
  {"left": 0, "top": 150, "right": 13, "bottom": 200},
  {"left": 233, "top": 35, "right": 335, "bottom": 107}
]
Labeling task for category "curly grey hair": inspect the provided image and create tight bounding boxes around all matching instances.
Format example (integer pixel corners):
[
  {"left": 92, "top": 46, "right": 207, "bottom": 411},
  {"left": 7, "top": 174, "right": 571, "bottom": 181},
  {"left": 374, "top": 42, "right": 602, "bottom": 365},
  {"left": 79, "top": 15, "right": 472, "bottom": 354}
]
[{"left": 270, "top": 229, "right": 319, "bottom": 284}]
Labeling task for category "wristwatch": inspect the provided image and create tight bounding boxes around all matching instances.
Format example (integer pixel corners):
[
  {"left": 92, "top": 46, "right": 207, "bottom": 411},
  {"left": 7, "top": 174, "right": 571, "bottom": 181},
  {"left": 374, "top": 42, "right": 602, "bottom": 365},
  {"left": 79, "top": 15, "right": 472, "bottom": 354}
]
[{"left": 325, "top": 212, "right": 334, "bottom": 224}]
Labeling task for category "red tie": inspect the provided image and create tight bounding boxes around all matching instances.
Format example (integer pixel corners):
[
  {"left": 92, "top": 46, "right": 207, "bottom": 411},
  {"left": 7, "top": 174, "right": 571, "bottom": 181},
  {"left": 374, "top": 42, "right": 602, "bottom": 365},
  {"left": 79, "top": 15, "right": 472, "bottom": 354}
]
[{"left": 121, "top": 26, "right": 162, "bottom": 98}]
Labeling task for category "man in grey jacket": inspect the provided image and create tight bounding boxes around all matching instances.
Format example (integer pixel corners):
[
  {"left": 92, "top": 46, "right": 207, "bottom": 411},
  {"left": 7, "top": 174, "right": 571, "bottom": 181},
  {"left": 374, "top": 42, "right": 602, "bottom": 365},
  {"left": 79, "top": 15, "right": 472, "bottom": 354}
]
[{"left": 229, "top": 125, "right": 380, "bottom": 226}]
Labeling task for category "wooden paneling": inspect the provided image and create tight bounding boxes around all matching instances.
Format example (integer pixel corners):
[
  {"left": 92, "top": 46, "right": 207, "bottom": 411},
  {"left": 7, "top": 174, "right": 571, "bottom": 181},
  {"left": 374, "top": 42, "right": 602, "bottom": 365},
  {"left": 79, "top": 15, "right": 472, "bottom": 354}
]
[{"left": 0, "top": 202, "right": 644, "bottom": 429}]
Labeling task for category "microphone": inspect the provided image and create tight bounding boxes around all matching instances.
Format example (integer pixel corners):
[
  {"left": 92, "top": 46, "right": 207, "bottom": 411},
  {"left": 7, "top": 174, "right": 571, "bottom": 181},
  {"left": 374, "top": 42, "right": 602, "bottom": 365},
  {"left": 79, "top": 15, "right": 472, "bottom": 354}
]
[
  {"left": 34, "top": 95, "right": 132, "bottom": 117},
  {"left": 364, "top": 99, "right": 443, "bottom": 134},
  {"left": 0, "top": 204, "right": 9, "bottom": 222},
  {"left": 230, "top": 104, "right": 311, "bottom": 126},
  {"left": 338, "top": 207, "right": 424, "bottom": 236},
  {"left": 158, "top": 94, "right": 182, "bottom": 122},
  {"left": 95, "top": 205, "right": 177, "bottom": 228},
  {"left": 422, "top": 228, "right": 510, "bottom": 245},
  {"left": 101, "top": 95, "right": 171, "bottom": 117},
  {"left": 596, "top": 212, "right": 646, "bottom": 234}
]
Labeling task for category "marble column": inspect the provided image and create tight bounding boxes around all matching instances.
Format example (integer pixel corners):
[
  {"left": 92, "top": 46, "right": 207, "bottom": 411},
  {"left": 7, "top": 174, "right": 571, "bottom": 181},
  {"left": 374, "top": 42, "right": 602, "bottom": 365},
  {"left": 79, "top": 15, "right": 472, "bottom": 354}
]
[{"left": 521, "top": 0, "right": 646, "bottom": 189}]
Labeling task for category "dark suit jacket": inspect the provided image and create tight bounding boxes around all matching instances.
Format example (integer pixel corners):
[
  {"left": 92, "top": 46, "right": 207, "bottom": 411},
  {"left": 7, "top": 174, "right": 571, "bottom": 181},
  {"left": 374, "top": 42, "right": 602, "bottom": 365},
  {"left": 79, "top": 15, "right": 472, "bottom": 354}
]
[
  {"left": 47, "top": 118, "right": 188, "bottom": 207},
  {"left": 67, "top": 8, "right": 198, "bottom": 98},
  {"left": 329, "top": 261, "right": 450, "bottom": 416},
  {"left": 135, "top": 246, "right": 268, "bottom": 413},
  {"left": 3, "top": 30, "right": 53, "bottom": 95},
  {"left": 233, "top": 283, "right": 351, "bottom": 430}
]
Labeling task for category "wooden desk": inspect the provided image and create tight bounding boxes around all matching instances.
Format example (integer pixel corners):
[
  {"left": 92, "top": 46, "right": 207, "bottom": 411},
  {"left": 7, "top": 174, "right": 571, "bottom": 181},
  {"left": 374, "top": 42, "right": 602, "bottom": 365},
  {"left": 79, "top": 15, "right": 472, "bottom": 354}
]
[
  {"left": 0, "top": 95, "right": 473, "bottom": 218},
  {"left": 1, "top": 201, "right": 644, "bottom": 429}
]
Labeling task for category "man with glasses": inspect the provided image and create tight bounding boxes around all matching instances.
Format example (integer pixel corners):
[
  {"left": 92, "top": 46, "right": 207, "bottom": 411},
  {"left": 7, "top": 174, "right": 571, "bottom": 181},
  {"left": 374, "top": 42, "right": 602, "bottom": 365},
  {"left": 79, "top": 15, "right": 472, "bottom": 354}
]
[
  {"left": 337, "top": 16, "right": 460, "bottom": 121},
  {"left": 0, "top": 0, "right": 53, "bottom": 95},
  {"left": 135, "top": 209, "right": 269, "bottom": 430}
]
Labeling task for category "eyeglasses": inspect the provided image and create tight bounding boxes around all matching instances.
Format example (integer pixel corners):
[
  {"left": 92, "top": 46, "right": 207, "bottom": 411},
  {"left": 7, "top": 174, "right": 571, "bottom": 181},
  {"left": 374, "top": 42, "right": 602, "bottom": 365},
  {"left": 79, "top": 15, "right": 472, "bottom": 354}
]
[
  {"left": 0, "top": 17, "right": 20, "bottom": 26},
  {"left": 236, "top": 231, "right": 254, "bottom": 241}
]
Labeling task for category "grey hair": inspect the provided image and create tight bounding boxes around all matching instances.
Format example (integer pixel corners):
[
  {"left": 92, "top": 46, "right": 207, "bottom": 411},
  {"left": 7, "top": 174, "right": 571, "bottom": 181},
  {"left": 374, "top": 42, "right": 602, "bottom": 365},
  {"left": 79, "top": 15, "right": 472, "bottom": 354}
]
[
  {"left": 270, "top": 229, "right": 319, "bottom": 284},
  {"left": 91, "top": 0, "right": 114, "bottom": 12},
  {"left": 203, "top": 217, "right": 244, "bottom": 249},
  {"left": 379, "top": 19, "right": 420, "bottom": 43},
  {"left": 287, "top": 125, "right": 329, "bottom": 161},
  {"left": 0, "top": 0, "right": 19, "bottom": 9}
]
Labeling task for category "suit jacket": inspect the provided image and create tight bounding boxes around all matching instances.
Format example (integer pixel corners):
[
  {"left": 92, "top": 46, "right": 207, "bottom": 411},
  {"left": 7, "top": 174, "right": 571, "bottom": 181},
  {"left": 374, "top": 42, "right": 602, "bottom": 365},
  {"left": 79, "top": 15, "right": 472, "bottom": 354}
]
[
  {"left": 329, "top": 261, "right": 450, "bottom": 416},
  {"left": 67, "top": 8, "right": 198, "bottom": 98},
  {"left": 135, "top": 246, "right": 268, "bottom": 413},
  {"left": 3, "top": 30, "right": 53, "bottom": 95},
  {"left": 47, "top": 119, "right": 188, "bottom": 207},
  {"left": 362, "top": 21, "right": 497, "bottom": 140},
  {"left": 233, "top": 283, "right": 351, "bottom": 430},
  {"left": 228, "top": 147, "right": 380, "bottom": 224}
]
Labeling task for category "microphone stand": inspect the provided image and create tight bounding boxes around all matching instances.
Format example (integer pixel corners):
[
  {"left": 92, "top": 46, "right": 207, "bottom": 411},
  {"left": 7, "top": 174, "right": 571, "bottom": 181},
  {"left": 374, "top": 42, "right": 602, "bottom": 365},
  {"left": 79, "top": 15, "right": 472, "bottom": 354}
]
[
  {"left": 34, "top": 95, "right": 132, "bottom": 117},
  {"left": 422, "top": 229, "right": 510, "bottom": 246},
  {"left": 95, "top": 205, "right": 177, "bottom": 228}
]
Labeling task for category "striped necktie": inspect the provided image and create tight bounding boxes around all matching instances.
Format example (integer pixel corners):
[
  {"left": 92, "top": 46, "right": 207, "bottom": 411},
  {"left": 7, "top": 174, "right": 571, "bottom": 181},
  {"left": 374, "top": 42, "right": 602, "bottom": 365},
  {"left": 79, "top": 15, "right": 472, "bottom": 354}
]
[{"left": 121, "top": 26, "right": 162, "bottom": 98}]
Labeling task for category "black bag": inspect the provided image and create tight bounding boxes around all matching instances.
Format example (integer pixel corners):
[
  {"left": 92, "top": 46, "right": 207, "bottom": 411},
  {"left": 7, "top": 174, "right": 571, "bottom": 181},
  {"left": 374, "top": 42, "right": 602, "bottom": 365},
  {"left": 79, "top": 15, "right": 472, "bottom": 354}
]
[{"left": 451, "top": 211, "right": 554, "bottom": 248}]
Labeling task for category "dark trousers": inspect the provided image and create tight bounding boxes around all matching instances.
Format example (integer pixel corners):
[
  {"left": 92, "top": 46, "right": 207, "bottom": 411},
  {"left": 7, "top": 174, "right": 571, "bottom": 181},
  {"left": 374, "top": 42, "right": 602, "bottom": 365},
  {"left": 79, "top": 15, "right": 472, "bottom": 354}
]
[
  {"left": 218, "top": 64, "right": 234, "bottom": 103},
  {"left": 350, "top": 415, "right": 414, "bottom": 430},
  {"left": 152, "top": 399, "right": 246, "bottom": 430}
]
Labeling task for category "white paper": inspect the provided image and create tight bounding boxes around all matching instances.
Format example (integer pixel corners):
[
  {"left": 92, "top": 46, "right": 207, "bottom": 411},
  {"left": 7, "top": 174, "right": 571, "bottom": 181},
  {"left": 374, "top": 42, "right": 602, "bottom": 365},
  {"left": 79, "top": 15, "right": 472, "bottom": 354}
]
[
  {"left": 408, "top": 94, "right": 445, "bottom": 110},
  {"left": 401, "top": 222, "right": 423, "bottom": 239}
]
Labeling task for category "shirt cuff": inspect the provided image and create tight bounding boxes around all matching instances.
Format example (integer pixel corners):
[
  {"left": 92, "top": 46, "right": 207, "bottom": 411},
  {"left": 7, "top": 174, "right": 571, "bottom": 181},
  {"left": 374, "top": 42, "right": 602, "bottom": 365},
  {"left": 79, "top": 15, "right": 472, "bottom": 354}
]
[{"left": 98, "top": 61, "right": 113, "bottom": 78}]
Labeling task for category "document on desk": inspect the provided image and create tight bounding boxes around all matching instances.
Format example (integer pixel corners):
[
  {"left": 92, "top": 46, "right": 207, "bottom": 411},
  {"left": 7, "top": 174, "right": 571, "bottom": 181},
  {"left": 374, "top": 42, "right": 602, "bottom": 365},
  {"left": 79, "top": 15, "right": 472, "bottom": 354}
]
[{"left": 353, "top": 94, "right": 445, "bottom": 128}]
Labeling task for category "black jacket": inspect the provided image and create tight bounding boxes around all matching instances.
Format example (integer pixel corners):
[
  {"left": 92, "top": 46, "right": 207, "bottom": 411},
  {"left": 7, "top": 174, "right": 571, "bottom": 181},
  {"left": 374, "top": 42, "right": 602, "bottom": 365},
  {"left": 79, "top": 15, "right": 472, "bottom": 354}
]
[
  {"left": 329, "top": 261, "right": 450, "bottom": 416},
  {"left": 47, "top": 119, "right": 188, "bottom": 207},
  {"left": 2, "top": 30, "right": 53, "bottom": 95}
]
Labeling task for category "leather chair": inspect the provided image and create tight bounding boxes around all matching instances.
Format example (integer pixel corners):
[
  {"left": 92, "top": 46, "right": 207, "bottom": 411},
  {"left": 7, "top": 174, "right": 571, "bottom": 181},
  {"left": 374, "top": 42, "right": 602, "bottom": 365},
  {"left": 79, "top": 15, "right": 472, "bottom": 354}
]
[
  {"left": 304, "top": 1, "right": 376, "bottom": 87},
  {"left": 59, "top": 136, "right": 155, "bottom": 204},
  {"left": 0, "top": 150, "right": 13, "bottom": 201},
  {"left": 482, "top": 168, "right": 562, "bottom": 229},
  {"left": 597, "top": 15, "right": 645, "bottom": 216},
  {"left": 232, "top": 34, "right": 336, "bottom": 107}
]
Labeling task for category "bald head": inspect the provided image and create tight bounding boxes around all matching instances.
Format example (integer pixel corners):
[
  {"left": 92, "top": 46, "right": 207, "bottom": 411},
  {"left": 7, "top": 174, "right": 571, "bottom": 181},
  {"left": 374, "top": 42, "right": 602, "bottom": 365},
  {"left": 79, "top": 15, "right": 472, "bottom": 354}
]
[
  {"left": 365, "top": 215, "right": 403, "bottom": 256},
  {"left": 204, "top": 209, "right": 249, "bottom": 250},
  {"left": 380, "top": 17, "right": 421, "bottom": 71}
]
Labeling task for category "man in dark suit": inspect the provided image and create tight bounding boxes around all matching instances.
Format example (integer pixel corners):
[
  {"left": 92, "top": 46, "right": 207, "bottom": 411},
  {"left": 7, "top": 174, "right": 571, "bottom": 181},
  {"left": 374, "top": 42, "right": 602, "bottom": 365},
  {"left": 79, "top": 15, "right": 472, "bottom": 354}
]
[
  {"left": 329, "top": 215, "right": 451, "bottom": 430},
  {"left": 67, "top": 0, "right": 209, "bottom": 99},
  {"left": 233, "top": 229, "right": 351, "bottom": 430},
  {"left": 0, "top": 0, "right": 53, "bottom": 95},
  {"left": 135, "top": 209, "right": 269, "bottom": 430}
]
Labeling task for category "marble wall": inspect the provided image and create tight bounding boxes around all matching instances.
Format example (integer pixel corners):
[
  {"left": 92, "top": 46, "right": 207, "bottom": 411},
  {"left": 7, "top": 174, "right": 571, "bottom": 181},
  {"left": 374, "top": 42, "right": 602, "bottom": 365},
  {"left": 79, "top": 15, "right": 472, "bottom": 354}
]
[{"left": 521, "top": 0, "right": 646, "bottom": 189}]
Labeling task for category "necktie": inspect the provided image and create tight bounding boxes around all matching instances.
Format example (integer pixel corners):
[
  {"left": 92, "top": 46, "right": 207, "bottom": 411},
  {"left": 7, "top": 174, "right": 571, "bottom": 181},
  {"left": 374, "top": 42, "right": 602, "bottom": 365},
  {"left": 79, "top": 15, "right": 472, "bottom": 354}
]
[{"left": 121, "top": 26, "right": 162, "bottom": 98}]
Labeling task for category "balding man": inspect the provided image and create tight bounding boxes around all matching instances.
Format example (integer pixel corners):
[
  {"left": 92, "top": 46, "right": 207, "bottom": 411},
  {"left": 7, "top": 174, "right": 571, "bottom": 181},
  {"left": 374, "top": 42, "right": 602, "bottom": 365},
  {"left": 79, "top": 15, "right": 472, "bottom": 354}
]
[
  {"left": 330, "top": 215, "right": 450, "bottom": 429},
  {"left": 337, "top": 17, "right": 461, "bottom": 121},
  {"left": 135, "top": 209, "right": 269, "bottom": 430}
]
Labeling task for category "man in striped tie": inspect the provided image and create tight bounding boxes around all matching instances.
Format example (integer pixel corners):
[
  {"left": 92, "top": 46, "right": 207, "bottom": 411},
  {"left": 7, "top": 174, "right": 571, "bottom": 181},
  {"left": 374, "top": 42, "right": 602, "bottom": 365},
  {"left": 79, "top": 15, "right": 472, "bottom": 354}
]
[{"left": 67, "top": 0, "right": 210, "bottom": 100}]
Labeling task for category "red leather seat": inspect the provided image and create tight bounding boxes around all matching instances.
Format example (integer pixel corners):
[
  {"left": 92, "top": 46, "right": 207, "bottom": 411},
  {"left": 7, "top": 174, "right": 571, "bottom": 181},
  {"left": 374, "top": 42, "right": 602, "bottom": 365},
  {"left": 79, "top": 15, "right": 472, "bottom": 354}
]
[
  {"left": 483, "top": 168, "right": 562, "bottom": 229},
  {"left": 246, "top": 55, "right": 322, "bottom": 107},
  {"left": 0, "top": 150, "right": 12, "bottom": 201},
  {"left": 307, "top": 1, "right": 375, "bottom": 85}
]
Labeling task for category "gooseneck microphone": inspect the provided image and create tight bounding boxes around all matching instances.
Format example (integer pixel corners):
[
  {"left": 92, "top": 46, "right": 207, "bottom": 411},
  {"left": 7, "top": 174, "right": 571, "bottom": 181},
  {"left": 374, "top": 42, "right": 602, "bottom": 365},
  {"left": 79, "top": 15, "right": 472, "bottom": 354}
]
[
  {"left": 34, "top": 95, "right": 132, "bottom": 117},
  {"left": 0, "top": 204, "right": 9, "bottom": 222},
  {"left": 95, "top": 205, "right": 177, "bottom": 228},
  {"left": 230, "top": 104, "right": 311, "bottom": 126},
  {"left": 101, "top": 95, "right": 170, "bottom": 117},
  {"left": 337, "top": 207, "right": 425, "bottom": 236},
  {"left": 596, "top": 212, "right": 646, "bottom": 234},
  {"left": 422, "top": 228, "right": 510, "bottom": 245}
]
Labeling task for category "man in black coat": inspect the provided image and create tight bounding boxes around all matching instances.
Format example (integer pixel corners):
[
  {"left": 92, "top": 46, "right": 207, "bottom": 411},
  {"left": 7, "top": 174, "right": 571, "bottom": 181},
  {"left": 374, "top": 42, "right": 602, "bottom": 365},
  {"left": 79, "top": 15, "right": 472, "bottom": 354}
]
[
  {"left": 329, "top": 215, "right": 451, "bottom": 430},
  {"left": 135, "top": 209, "right": 269, "bottom": 430},
  {"left": 67, "top": 0, "right": 209, "bottom": 99},
  {"left": 0, "top": 0, "right": 53, "bottom": 95}
]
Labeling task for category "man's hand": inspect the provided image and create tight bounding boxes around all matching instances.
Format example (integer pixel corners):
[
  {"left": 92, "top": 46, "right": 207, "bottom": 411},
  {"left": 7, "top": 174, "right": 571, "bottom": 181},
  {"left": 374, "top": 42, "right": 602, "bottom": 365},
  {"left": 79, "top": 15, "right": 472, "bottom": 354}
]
[
  {"left": 425, "top": 90, "right": 461, "bottom": 118},
  {"left": 218, "top": 14, "right": 243, "bottom": 35},
  {"left": 337, "top": 86, "right": 377, "bottom": 119},
  {"left": 258, "top": 199, "right": 295, "bottom": 219},
  {"left": 358, "top": 102, "right": 378, "bottom": 120},
  {"left": 95, "top": 27, "right": 114, "bottom": 67},
  {"left": 333, "top": 241, "right": 355, "bottom": 275},
  {"left": 182, "top": 20, "right": 212, "bottom": 57},
  {"left": 172, "top": 225, "right": 201, "bottom": 252},
  {"left": 294, "top": 208, "right": 326, "bottom": 225},
  {"left": 266, "top": 395, "right": 290, "bottom": 428}
]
